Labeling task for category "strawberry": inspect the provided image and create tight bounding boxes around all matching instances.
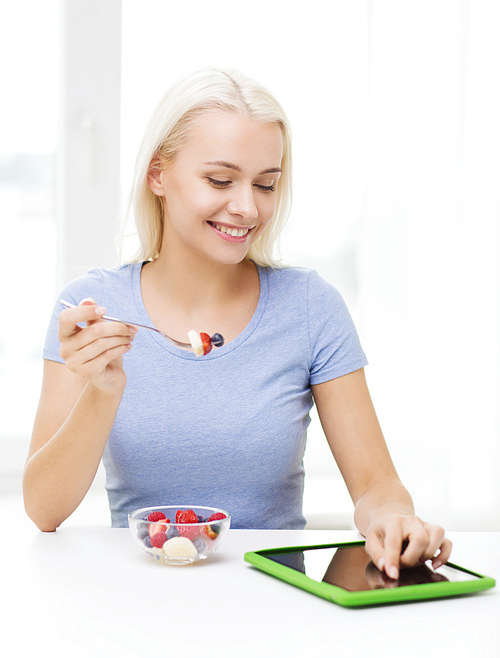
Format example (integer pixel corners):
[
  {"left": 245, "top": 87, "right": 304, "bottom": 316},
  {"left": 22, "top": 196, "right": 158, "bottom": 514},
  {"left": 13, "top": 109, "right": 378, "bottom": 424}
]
[
  {"left": 176, "top": 509, "right": 201, "bottom": 540},
  {"left": 200, "top": 332, "right": 212, "bottom": 355},
  {"left": 147, "top": 511, "right": 166, "bottom": 522},
  {"left": 178, "top": 526, "right": 200, "bottom": 540},
  {"left": 175, "top": 509, "right": 199, "bottom": 524}
]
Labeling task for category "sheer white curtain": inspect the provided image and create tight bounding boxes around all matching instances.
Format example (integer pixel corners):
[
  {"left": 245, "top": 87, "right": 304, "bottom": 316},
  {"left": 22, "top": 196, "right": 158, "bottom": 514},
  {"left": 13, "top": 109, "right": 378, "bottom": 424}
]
[{"left": 356, "top": 0, "right": 500, "bottom": 530}]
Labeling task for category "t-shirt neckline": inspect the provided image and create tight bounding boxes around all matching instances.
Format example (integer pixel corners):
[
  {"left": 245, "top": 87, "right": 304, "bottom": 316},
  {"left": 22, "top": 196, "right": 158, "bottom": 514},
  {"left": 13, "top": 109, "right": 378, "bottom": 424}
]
[{"left": 131, "top": 261, "right": 269, "bottom": 360}]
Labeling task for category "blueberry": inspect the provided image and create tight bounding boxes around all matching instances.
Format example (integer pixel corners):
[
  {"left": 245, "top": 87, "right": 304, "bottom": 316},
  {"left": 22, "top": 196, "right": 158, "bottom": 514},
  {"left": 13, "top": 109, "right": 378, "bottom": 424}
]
[
  {"left": 210, "top": 523, "right": 221, "bottom": 535},
  {"left": 197, "top": 515, "right": 204, "bottom": 522},
  {"left": 138, "top": 525, "right": 149, "bottom": 541},
  {"left": 193, "top": 538, "right": 207, "bottom": 554},
  {"left": 143, "top": 535, "right": 152, "bottom": 548},
  {"left": 167, "top": 527, "right": 179, "bottom": 539},
  {"left": 210, "top": 333, "right": 224, "bottom": 347}
]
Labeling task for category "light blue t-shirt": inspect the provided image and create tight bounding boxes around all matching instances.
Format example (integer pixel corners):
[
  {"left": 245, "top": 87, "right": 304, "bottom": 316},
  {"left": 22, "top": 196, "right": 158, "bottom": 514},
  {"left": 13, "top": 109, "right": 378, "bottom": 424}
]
[{"left": 43, "top": 262, "right": 368, "bottom": 528}]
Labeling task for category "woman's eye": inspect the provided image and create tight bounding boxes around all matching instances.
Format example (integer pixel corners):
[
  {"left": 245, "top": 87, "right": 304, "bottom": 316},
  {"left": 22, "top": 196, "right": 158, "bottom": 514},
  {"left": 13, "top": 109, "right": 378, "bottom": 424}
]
[
  {"left": 206, "top": 177, "right": 275, "bottom": 192},
  {"left": 207, "top": 178, "right": 231, "bottom": 188}
]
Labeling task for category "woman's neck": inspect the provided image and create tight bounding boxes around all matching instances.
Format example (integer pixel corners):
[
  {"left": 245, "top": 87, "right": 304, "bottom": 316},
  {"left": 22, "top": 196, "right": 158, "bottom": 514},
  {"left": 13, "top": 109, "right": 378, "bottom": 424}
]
[{"left": 144, "top": 249, "right": 255, "bottom": 313}]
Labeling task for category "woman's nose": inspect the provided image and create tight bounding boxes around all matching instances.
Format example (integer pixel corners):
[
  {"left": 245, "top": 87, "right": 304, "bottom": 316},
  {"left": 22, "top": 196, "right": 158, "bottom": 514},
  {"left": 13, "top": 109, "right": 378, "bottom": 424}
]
[{"left": 226, "top": 185, "right": 258, "bottom": 221}]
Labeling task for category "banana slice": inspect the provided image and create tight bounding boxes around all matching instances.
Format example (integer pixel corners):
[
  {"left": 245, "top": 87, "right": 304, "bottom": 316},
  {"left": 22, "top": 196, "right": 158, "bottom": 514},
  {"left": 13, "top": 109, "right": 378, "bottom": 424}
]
[
  {"left": 187, "top": 330, "right": 204, "bottom": 357},
  {"left": 163, "top": 536, "right": 198, "bottom": 558}
]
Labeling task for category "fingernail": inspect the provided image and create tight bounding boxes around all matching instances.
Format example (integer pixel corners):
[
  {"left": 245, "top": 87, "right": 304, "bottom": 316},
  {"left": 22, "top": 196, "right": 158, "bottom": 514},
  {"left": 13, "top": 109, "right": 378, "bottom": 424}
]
[
  {"left": 95, "top": 306, "right": 106, "bottom": 316},
  {"left": 81, "top": 298, "right": 95, "bottom": 305},
  {"left": 433, "top": 560, "right": 442, "bottom": 570},
  {"left": 377, "top": 558, "right": 385, "bottom": 571},
  {"left": 389, "top": 566, "right": 399, "bottom": 580}
]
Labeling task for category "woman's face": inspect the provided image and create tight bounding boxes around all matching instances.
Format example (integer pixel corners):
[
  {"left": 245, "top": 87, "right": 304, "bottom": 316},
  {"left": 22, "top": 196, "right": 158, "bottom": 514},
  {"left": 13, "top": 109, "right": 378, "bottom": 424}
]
[{"left": 148, "top": 110, "right": 283, "bottom": 265}]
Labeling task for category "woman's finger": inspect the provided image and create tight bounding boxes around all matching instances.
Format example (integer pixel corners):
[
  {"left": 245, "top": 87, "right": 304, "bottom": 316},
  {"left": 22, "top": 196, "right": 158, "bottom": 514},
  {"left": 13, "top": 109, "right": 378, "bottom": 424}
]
[
  {"left": 365, "top": 516, "right": 404, "bottom": 580},
  {"left": 76, "top": 342, "right": 133, "bottom": 379},
  {"left": 431, "top": 535, "right": 453, "bottom": 569},
  {"left": 398, "top": 519, "right": 431, "bottom": 568},
  {"left": 58, "top": 301, "right": 107, "bottom": 341},
  {"left": 364, "top": 531, "right": 386, "bottom": 574},
  {"left": 401, "top": 521, "right": 451, "bottom": 569},
  {"left": 417, "top": 522, "right": 446, "bottom": 562},
  {"left": 65, "top": 333, "right": 134, "bottom": 369},
  {"left": 61, "top": 315, "right": 136, "bottom": 355},
  {"left": 366, "top": 514, "right": 452, "bottom": 579},
  {"left": 59, "top": 321, "right": 137, "bottom": 366},
  {"left": 380, "top": 521, "right": 405, "bottom": 580}
]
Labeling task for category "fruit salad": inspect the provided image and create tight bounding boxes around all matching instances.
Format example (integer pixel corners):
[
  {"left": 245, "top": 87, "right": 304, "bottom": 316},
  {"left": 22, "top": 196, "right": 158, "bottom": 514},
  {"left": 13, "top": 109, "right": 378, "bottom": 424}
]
[
  {"left": 188, "top": 330, "right": 224, "bottom": 357},
  {"left": 128, "top": 506, "right": 230, "bottom": 564}
]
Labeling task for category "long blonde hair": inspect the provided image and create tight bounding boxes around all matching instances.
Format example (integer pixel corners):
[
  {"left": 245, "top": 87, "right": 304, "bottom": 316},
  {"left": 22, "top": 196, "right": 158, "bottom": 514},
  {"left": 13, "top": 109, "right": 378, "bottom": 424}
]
[{"left": 118, "top": 67, "right": 292, "bottom": 267}]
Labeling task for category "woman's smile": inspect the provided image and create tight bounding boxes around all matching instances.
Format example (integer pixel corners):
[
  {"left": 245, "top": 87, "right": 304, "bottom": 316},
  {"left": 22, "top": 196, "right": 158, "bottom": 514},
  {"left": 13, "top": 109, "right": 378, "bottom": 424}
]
[{"left": 207, "top": 221, "right": 255, "bottom": 241}]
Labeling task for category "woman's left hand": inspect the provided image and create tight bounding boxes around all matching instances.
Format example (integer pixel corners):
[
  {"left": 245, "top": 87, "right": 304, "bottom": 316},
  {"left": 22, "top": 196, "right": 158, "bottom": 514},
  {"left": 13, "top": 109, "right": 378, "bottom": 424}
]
[{"left": 364, "top": 512, "right": 453, "bottom": 580}]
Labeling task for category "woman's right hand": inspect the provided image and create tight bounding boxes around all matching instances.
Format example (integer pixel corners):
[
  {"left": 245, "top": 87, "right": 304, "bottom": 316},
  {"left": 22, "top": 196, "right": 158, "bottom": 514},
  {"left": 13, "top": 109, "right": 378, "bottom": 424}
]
[{"left": 58, "top": 298, "right": 136, "bottom": 394}]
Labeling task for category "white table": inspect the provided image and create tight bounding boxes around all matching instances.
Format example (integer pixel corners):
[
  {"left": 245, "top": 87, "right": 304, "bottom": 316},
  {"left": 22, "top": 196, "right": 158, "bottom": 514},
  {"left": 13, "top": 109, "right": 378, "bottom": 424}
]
[{"left": 5, "top": 527, "right": 498, "bottom": 657}]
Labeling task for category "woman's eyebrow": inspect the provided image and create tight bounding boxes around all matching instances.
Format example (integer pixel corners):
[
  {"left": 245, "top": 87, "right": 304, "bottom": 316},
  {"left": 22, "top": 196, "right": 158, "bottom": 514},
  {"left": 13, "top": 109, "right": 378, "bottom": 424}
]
[
  {"left": 204, "top": 160, "right": 241, "bottom": 172},
  {"left": 203, "top": 160, "right": 282, "bottom": 175}
]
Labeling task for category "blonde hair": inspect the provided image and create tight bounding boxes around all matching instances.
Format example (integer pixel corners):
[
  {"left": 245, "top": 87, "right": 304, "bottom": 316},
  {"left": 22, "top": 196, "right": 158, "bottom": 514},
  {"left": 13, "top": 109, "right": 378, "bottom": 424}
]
[{"left": 118, "top": 67, "right": 292, "bottom": 267}]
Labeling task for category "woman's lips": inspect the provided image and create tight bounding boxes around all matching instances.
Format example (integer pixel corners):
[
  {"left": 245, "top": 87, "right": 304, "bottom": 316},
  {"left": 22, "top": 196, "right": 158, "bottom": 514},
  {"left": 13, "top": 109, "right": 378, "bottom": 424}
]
[{"left": 208, "top": 221, "right": 254, "bottom": 242}]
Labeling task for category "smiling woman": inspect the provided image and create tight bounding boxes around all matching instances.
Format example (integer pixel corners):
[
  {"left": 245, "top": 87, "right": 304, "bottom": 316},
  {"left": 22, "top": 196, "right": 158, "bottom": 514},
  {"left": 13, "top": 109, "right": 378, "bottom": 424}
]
[
  {"left": 121, "top": 68, "right": 292, "bottom": 268},
  {"left": 23, "top": 66, "right": 453, "bottom": 581}
]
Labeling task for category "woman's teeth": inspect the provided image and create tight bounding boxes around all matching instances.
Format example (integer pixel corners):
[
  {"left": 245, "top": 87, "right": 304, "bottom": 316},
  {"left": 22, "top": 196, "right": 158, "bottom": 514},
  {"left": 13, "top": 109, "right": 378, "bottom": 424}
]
[{"left": 211, "top": 223, "right": 251, "bottom": 237}]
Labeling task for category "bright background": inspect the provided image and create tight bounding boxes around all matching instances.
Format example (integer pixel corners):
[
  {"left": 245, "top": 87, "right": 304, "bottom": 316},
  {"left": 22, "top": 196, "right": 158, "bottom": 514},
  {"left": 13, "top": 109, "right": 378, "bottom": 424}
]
[{"left": 1, "top": 0, "right": 499, "bottom": 531}]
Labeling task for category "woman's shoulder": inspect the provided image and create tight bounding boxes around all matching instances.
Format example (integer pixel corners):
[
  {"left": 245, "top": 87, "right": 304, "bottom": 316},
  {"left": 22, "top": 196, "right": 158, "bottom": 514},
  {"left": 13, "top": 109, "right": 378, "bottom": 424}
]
[
  {"left": 58, "top": 262, "right": 140, "bottom": 304},
  {"left": 263, "top": 264, "right": 341, "bottom": 298},
  {"left": 262, "top": 263, "right": 312, "bottom": 285}
]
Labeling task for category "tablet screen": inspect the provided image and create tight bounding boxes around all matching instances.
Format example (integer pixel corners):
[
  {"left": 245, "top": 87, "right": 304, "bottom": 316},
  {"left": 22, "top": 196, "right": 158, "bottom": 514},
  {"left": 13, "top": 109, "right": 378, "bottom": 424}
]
[{"left": 266, "top": 545, "right": 481, "bottom": 592}]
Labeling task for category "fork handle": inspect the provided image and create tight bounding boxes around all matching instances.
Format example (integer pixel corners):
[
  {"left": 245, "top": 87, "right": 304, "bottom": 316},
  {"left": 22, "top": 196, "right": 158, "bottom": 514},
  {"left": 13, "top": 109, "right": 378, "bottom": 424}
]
[{"left": 59, "top": 300, "right": 192, "bottom": 349}]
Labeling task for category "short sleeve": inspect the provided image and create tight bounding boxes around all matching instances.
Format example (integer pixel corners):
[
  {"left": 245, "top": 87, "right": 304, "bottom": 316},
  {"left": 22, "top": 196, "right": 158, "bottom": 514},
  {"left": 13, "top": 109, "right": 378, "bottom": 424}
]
[
  {"left": 42, "top": 268, "right": 108, "bottom": 364},
  {"left": 307, "top": 270, "right": 368, "bottom": 385}
]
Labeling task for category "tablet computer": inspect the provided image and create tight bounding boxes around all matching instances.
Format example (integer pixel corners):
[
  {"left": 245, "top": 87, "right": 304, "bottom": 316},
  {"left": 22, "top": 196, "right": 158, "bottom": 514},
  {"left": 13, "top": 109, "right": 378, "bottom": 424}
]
[{"left": 244, "top": 541, "right": 495, "bottom": 607}]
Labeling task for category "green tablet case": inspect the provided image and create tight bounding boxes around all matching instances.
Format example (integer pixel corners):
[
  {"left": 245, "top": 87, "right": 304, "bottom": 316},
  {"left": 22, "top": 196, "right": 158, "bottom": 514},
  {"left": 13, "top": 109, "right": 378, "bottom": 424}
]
[{"left": 244, "top": 541, "right": 496, "bottom": 607}]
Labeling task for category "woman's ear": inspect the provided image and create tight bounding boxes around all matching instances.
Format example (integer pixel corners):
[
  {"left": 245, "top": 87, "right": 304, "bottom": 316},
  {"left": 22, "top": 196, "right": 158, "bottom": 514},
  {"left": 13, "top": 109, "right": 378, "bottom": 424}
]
[{"left": 147, "top": 165, "right": 165, "bottom": 197}]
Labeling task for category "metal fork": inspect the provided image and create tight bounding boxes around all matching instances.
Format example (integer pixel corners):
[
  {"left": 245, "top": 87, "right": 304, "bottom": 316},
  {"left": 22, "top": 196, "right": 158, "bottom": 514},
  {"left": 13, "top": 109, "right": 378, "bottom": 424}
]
[{"left": 59, "top": 299, "right": 193, "bottom": 349}]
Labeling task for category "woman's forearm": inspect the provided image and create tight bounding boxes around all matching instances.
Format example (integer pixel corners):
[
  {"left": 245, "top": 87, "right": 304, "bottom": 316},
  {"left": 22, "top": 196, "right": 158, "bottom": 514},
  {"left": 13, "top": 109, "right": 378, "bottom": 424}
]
[
  {"left": 22, "top": 384, "right": 123, "bottom": 531},
  {"left": 353, "top": 476, "right": 415, "bottom": 537}
]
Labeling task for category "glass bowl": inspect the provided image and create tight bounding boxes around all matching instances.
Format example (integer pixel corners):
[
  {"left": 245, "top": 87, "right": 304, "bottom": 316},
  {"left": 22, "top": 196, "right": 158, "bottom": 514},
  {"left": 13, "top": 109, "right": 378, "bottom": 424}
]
[{"left": 128, "top": 505, "right": 231, "bottom": 565}]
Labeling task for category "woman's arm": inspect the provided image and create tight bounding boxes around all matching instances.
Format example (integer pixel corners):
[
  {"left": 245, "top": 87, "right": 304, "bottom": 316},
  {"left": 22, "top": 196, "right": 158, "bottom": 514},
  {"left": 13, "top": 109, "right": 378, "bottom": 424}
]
[
  {"left": 23, "top": 301, "right": 134, "bottom": 531},
  {"left": 312, "top": 368, "right": 452, "bottom": 579}
]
